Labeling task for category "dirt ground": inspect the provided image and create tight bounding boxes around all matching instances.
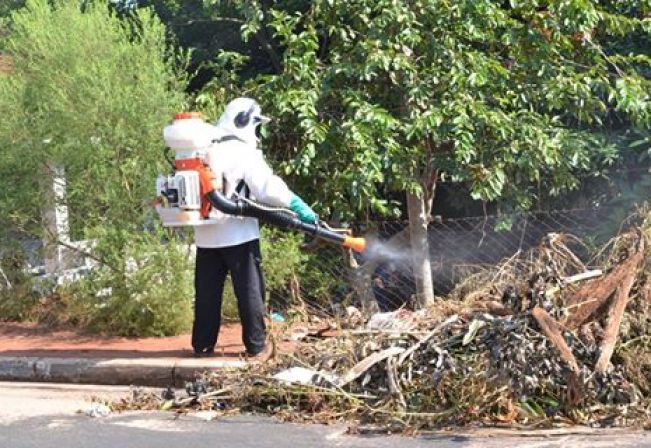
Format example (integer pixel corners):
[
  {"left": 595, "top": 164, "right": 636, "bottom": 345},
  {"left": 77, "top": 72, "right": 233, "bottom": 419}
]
[{"left": 0, "top": 321, "right": 248, "bottom": 360}]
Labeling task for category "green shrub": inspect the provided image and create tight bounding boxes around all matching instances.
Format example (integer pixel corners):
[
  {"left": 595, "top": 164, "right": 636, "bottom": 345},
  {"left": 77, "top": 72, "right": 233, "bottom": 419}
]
[
  {"left": 298, "top": 248, "right": 350, "bottom": 312},
  {"left": 59, "top": 232, "right": 194, "bottom": 336},
  {"left": 0, "top": 0, "right": 187, "bottom": 236},
  {"left": 260, "top": 226, "right": 307, "bottom": 293},
  {"left": 0, "top": 0, "right": 190, "bottom": 335},
  {"left": 0, "top": 243, "right": 37, "bottom": 321}
]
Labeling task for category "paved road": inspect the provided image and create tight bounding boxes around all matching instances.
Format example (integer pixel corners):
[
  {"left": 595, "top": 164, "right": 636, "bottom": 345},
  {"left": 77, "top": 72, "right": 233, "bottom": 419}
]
[{"left": 0, "top": 382, "right": 648, "bottom": 448}]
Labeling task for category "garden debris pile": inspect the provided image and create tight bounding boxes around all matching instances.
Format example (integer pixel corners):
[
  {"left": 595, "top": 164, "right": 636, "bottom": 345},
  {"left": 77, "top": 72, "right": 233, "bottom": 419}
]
[{"left": 117, "top": 226, "right": 651, "bottom": 430}]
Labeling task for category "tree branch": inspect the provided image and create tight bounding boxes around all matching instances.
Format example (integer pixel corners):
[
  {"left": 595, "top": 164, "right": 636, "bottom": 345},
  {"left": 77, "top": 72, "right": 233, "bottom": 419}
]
[
  {"left": 421, "top": 135, "right": 441, "bottom": 218},
  {"left": 257, "top": 2, "right": 283, "bottom": 73}
]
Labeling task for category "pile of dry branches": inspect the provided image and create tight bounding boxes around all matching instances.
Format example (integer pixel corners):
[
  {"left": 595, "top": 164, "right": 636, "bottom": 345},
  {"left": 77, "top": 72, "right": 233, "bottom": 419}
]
[{"left": 116, "top": 224, "right": 651, "bottom": 431}]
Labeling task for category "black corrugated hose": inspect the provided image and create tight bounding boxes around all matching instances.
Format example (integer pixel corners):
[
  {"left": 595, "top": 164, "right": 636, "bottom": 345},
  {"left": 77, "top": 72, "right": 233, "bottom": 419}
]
[{"left": 206, "top": 190, "right": 347, "bottom": 246}]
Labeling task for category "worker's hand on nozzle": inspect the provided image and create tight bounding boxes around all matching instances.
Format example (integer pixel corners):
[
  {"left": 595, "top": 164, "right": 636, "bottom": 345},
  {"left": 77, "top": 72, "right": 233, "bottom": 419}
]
[{"left": 289, "top": 194, "right": 317, "bottom": 223}]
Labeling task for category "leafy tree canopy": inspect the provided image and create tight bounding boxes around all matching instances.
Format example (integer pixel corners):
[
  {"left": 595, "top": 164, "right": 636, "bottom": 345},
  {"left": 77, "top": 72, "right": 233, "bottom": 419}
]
[
  {"left": 0, "top": 0, "right": 25, "bottom": 41},
  {"left": 191, "top": 0, "right": 651, "bottom": 220}
]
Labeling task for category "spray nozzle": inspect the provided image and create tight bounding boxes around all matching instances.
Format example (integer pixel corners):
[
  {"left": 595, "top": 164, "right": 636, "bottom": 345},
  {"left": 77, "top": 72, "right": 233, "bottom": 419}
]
[{"left": 343, "top": 236, "right": 366, "bottom": 253}]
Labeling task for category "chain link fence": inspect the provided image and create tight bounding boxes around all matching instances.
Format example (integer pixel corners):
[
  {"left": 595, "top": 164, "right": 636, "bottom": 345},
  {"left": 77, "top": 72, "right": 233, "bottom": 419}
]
[
  {"left": 285, "top": 205, "right": 638, "bottom": 316},
  {"left": 2, "top": 196, "right": 642, "bottom": 328}
]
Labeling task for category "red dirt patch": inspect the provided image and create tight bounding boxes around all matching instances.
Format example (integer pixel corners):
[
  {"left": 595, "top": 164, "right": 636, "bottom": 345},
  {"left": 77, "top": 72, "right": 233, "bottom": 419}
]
[{"left": 0, "top": 321, "right": 245, "bottom": 359}]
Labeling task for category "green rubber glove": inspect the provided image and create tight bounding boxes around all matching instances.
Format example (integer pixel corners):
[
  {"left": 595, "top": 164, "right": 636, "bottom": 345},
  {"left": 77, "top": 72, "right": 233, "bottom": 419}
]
[{"left": 289, "top": 195, "right": 317, "bottom": 223}]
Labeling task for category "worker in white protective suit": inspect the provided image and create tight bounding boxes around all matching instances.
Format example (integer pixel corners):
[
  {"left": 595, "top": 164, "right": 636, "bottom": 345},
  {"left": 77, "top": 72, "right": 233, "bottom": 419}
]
[{"left": 192, "top": 97, "right": 317, "bottom": 358}]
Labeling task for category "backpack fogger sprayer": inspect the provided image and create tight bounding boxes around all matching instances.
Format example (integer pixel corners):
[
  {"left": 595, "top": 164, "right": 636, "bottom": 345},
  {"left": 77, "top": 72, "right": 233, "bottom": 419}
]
[{"left": 154, "top": 112, "right": 366, "bottom": 253}]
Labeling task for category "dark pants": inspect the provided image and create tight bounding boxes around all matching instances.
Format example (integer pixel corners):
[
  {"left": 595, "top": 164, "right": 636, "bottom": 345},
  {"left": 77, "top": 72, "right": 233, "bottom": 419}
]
[{"left": 192, "top": 239, "right": 266, "bottom": 355}]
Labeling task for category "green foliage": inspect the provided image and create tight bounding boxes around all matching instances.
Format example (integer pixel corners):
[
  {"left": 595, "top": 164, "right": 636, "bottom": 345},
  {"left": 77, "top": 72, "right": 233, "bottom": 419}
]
[
  {"left": 196, "top": 0, "right": 650, "bottom": 219},
  {"left": 0, "top": 0, "right": 25, "bottom": 17},
  {"left": 0, "top": 0, "right": 25, "bottom": 40},
  {"left": 298, "top": 248, "right": 349, "bottom": 308},
  {"left": 0, "top": 0, "right": 187, "bottom": 237},
  {"left": 0, "top": 244, "right": 37, "bottom": 321},
  {"left": 125, "top": 0, "right": 297, "bottom": 86},
  {"left": 63, "top": 234, "right": 194, "bottom": 336},
  {"left": 260, "top": 226, "right": 306, "bottom": 293},
  {"left": 193, "top": 50, "right": 250, "bottom": 120},
  {"left": 0, "top": 0, "right": 190, "bottom": 335}
]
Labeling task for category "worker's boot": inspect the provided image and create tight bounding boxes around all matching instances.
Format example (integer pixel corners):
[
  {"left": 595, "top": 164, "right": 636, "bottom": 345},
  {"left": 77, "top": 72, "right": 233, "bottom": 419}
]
[{"left": 244, "top": 338, "right": 274, "bottom": 362}]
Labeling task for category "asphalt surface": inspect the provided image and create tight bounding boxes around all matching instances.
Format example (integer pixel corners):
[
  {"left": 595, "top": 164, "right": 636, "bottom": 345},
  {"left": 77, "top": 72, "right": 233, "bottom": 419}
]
[{"left": 0, "top": 382, "right": 649, "bottom": 448}]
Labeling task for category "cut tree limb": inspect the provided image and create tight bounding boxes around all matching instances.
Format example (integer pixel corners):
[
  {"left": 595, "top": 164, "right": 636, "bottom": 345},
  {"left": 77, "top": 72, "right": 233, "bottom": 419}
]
[
  {"left": 563, "top": 234, "right": 644, "bottom": 330},
  {"left": 532, "top": 307, "right": 583, "bottom": 405},
  {"left": 386, "top": 356, "right": 406, "bottom": 409},
  {"left": 532, "top": 307, "right": 580, "bottom": 374},
  {"left": 485, "top": 301, "right": 514, "bottom": 316},
  {"left": 595, "top": 238, "right": 644, "bottom": 372},
  {"left": 561, "top": 270, "right": 603, "bottom": 284},
  {"left": 546, "top": 270, "right": 604, "bottom": 298},
  {"left": 336, "top": 346, "right": 405, "bottom": 387}
]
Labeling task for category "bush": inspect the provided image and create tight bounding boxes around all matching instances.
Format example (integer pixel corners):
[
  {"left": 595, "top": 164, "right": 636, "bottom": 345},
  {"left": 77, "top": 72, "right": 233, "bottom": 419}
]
[
  {"left": 0, "top": 243, "right": 37, "bottom": 321},
  {"left": 0, "top": 0, "right": 190, "bottom": 335},
  {"left": 60, "top": 233, "right": 194, "bottom": 336},
  {"left": 260, "top": 226, "right": 307, "bottom": 294},
  {"left": 38, "top": 226, "right": 306, "bottom": 335},
  {"left": 298, "top": 248, "right": 352, "bottom": 311},
  {"left": 0, "top": 0, "right": 187, "bottom": 236}
]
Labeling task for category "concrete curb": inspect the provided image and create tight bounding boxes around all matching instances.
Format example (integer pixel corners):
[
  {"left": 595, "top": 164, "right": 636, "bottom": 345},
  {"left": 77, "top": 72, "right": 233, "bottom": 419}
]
[{"left": 0, "top": 356, "right": 247, "bottom": 387}]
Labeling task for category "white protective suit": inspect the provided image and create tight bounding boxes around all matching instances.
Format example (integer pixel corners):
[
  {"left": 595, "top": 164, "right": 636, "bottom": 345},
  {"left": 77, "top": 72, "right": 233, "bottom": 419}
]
[{"left": 194, "top": 117, "right": 294, "bottom": 248}]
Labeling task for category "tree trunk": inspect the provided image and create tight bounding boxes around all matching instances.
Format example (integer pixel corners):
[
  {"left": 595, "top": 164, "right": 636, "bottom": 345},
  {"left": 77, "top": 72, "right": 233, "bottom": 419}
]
[{"left": 407, "top": 191, "right": 434, "bottom": 308}]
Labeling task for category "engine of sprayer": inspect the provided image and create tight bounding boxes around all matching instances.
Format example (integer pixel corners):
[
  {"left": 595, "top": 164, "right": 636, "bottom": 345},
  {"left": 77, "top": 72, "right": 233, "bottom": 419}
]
[{"left": 155, "top": 112, "right": 217, "bottom": 227}]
